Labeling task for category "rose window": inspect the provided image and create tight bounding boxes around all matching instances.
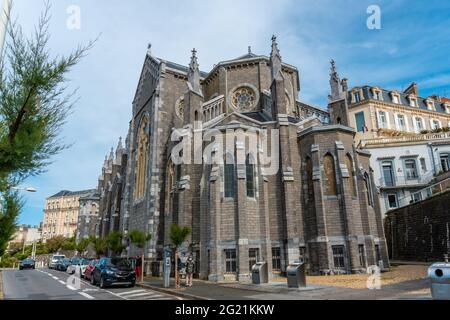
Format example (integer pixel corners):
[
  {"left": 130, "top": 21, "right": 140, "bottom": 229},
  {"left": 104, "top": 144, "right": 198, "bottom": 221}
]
[
  {"left": 232, "top": 87, "right": 256, "bottom": 110},
  {"left": 176, "top": 98, "right": 184, "bottom": 119}
]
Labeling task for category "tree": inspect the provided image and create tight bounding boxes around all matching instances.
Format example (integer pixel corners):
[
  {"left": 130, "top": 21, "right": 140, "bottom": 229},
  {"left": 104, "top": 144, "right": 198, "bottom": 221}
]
[
  {"left": 90, "top": 237, "right": 107, "bottom": 258},
  {"left": 45, "top": 236, "right": 65, "bottom": 253},
  {"left": 106, "top": 231, "right": 126, "bottom": 257},
  {"left": 76, "top": 238, "right": 90, "bottom": 257},
  {"left": 128, "top": 230, "right": 152, "bottom": 283},
  {"left": 0, "top": 2, "right": 94, "bottom": 258},
  {"left": 61, "top": 237, "right": 76, "bottom": 251},
  {"left": 169, "top": 224, "right": 191, "bottom": 288},
  {"left": 0, "top": 192, "right": 22, "bottom": 256}
]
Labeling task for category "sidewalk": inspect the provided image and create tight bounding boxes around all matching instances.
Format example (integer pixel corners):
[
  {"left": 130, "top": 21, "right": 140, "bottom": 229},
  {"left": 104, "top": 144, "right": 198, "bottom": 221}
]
[
  {"left": 0, "top": 271, "right": 4, "bottom": 300},
  {"left": 137, "top": 276, "right": 336, "bottom": 300},
  {"left": 136, "top": 276, "right": 432, "bottom": 300}
]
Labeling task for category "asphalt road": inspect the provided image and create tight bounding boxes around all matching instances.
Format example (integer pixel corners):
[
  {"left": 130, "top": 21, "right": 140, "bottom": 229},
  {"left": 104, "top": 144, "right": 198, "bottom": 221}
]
[{"left": 2, "top": 268, "right": 181, "bottom": 300}]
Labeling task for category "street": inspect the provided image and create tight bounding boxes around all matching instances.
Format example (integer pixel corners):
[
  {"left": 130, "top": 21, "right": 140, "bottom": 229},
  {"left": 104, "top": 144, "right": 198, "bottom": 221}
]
[{"left": 2, "top": 268, "right": 181, "bottom": 301}]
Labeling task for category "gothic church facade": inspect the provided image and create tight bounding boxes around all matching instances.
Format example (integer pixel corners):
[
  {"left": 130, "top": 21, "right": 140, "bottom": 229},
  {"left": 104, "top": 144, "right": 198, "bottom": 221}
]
[{"left": 106, "top": 37, "right": 389, "bottom": 281}]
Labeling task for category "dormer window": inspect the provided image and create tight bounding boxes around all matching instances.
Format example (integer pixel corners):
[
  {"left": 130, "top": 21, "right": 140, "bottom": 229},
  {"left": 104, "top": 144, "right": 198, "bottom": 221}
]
[
  {"left": 371, "top": 87, "right": 383, "bottom": 101},
  {"left": 426, "top": 99, "right": 436, "bottom": 111},
  {"left": 443, "top": 103, "right": 450, "bottom": 114},
  {"left": 391, "top": 91, "right": 401, "bottom": 104},
  {"left": 351, "top": 88, "right": 364, "bottom": 104},
  {"left": 407, "top": 95, "right": 418, "bottom": 107}
]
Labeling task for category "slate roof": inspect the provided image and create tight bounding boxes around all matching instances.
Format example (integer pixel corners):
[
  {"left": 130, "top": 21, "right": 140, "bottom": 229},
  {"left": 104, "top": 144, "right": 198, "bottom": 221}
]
[
  {"left": 351, "top": 86, "right": 449, "bottom": 115},
  {"left": 48, "top": 189, "right": 97, "bottom": 199},
  {"left": 158, "top": 58, "right": 209, "bottom": 78},
  {"left": 241, "top": 111, "right": 273, "bottom": 122}
]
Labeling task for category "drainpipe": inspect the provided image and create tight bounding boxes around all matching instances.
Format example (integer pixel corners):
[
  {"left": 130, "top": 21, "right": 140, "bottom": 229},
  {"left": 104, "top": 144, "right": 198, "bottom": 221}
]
[{"left": 428, "top": 142, "right": 437, "bottom": 176}]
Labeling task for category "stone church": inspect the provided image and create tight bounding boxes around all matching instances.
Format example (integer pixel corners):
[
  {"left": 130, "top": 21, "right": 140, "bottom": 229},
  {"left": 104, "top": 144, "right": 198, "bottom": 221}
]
[{"left": 100, "top": 36, "right": 389, "bottom": 281}]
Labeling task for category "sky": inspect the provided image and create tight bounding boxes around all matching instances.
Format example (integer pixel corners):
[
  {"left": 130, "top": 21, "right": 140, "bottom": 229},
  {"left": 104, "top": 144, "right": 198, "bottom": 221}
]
[{"left": 9, "top": 0, "right": 450, "bottom": 226}]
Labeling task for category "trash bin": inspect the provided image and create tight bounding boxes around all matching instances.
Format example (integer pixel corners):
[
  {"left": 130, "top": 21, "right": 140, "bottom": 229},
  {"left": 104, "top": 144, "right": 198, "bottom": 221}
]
[
  {"left": 287, "top": 263, "right": 306, "bottom": 288},
  {"left": 428, "top": 262, "right": 450, "bottom": 300},
  {"left": 251, "top": 262, "right": 268, "bottom": 284}
]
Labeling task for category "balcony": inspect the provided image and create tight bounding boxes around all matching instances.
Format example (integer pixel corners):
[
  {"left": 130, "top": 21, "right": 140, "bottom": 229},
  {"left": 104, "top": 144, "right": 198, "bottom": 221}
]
[
  {"left": 202, "top": 95, "right": 225, "bottom": 125},
  {"left": 378, "top": 171, "right": 434, "bottom": 189},
  {"left": 360, "top": 131, "right": 450, "bottom": 147},
  {"left": 396, "top": 177, "right": 450, "bottom": 208}
]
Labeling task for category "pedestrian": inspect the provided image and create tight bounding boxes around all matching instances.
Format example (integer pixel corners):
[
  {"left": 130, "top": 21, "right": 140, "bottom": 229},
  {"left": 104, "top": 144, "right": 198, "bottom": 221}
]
[
  {"left": 185, "top": 255, "right": 195, "bottom": 287},
  {"left": 136, "top": 255, "right": 142, "bottom": 280}
]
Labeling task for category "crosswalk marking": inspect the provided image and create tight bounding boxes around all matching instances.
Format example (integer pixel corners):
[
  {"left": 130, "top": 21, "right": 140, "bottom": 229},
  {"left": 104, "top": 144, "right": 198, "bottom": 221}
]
[
  {"left": 115, "top": 289, "right": 146, "bottom": 296},
  {"left": 79, "top": 292, "right": 95, "bottom": 300},
  {"left": 121, "top": 292, "right": 162, "bottom": 299}
]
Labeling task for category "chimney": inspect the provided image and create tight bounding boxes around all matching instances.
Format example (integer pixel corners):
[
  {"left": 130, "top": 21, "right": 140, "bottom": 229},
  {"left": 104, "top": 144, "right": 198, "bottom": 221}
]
[{"left": 404, "top": 82, "right": 418, "bottom": 96}]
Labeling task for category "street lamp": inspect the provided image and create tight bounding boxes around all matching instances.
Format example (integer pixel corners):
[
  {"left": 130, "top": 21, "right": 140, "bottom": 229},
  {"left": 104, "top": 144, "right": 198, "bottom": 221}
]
[{"left": 11, "top": 186, "right": 37, "bottom": 193}]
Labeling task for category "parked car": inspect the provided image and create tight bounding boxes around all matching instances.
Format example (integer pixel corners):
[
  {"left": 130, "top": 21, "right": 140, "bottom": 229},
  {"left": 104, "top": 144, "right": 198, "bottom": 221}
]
[
  {"left": 55, "top": 258, "right": 71, "bottom": 272},
  {"left": 83, "top": 259, "right": 98, "bottom": 281},
  {"left": 79, "top": 259, "right": 93, "bottom": 278},
  {"left": 19, "top": 258, "right": 35, "bottom": 270},
  {"left": 66, "top": 257, "right": 82, "bottom": 275},
  {"left": 91, "top": 257, "right": 136, "bottom": 289},
  {"left": 48, "top": 254, "right": 65, "bottom": 269}
]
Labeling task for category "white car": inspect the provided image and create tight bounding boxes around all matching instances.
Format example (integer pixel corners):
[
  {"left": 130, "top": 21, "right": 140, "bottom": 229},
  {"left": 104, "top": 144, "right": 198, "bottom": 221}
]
[
  {"left": 48, "top": 255, "right": 65, "bottom": 269},
  {"left": 66, "top": 258, "right": 92, "bottom": 277},
  {"left": 79, "top": 259, "right": 93, "bottom": 278}
]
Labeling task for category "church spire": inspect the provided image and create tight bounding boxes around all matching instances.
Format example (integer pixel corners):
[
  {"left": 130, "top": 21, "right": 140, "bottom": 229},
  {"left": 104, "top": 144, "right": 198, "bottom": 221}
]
[
  {"left": 188, "top": 48, "right": 202, "bottom": 95},
  {"left": 147, "top": 43, "right": 152, "bottom": 56},
  {"left": 270, "top": 35, "right": 282, "bottom": 80},
  {"left": 103, "top": 155, "right": 108, "bottom": 169},
  {"left": 117, "top": 136, "right": 123, "bottom": 150},
  {"left": 329, "top": 59, "right": 344, "bottom": 101}
]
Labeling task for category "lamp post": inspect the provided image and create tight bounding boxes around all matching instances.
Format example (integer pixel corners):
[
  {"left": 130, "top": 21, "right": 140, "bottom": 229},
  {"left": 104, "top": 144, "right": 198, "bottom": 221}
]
[{"left": 11, "top": 186, "right": 37, "bottom": 193}]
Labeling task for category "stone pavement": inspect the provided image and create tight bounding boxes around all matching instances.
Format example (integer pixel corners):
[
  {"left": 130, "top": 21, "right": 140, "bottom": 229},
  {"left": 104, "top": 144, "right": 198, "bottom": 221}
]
[{"left": 137, "top": 276, "right": 432, "bottom": 300}]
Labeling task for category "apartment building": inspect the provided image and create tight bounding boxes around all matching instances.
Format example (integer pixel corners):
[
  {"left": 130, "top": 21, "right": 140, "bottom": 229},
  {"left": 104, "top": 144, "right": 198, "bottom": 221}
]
[{"left": 42, "top": 189, "right": 96, "bottom": 242}]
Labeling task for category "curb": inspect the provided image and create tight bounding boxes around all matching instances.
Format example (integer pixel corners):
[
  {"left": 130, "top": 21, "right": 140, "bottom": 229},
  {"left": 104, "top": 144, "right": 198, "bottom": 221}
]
[
  {"left": 0, "top": 271, "right": 4, "bottom": 300},
  {"left": 136, "top": 282, "right": 211, "bottom": 300}
]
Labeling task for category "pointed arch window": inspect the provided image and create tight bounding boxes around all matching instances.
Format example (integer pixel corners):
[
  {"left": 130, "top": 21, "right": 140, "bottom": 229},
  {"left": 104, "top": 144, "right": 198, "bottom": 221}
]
[
  {"left": 345, "top": 154, "right": 357, "bottom": 197},
  {"left": 224, "top": 153, "right": 236, "bottom": 198},
  {"left": 305, "top": 157, "right": 314, "bottom": 203},
  {"left": 323, "top": 154, "right": 337, "bottom": 196},
  {"left": 246, "top": 154, "right": 256, "bottom": 198},
  {"left": 135, "top": 117, "right": 149, "bottom": 200},
  {"left": 364, "top": 172, "right": 374, "bottom": 207}
]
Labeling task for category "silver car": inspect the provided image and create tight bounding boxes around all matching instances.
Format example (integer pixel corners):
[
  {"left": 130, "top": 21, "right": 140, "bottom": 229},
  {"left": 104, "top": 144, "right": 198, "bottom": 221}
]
[{"left": 48, "top": 255, "right": 65, "bottom": 269}]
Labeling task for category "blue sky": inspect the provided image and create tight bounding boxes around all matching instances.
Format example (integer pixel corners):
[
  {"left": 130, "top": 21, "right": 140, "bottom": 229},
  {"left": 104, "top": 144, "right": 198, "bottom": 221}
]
[{"left": 10, "top": 0, "right": 450, "bottom": 226}]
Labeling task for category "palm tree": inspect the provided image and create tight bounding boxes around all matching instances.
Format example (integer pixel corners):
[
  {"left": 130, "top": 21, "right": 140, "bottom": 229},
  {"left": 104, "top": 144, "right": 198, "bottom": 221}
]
[
  {"left": 169, "top": 224, "right": 191, "bottom": 288},
  {"left": 90, "top": 236, "right": 107, "bottom": 258},
  {"left": 76, "top": 238, "right": 90, "bottom": 257},
  {"left": 106, "top": 231, "right": 126, "bottom": 257},
  {"left": 128, "top": 230, "right": 152, "bottom": 283}
]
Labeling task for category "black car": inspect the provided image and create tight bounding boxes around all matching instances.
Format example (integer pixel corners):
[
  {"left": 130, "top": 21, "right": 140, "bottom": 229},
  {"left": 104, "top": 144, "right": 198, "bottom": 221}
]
[
  {"left": 19, "top": 259, "right": 35, "bottom": 270},
  {"left": 91, "top": 257, "right": 136, "bottom": 289},
  {"left": 55, "top": 258, "right": 71, "bottom": 271}
]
